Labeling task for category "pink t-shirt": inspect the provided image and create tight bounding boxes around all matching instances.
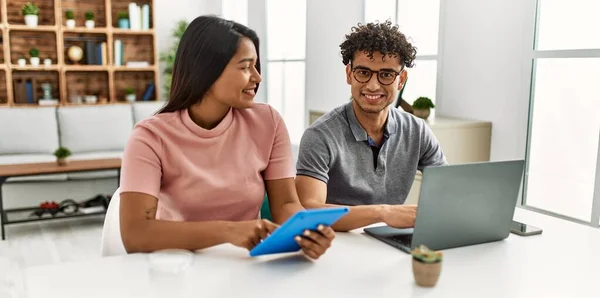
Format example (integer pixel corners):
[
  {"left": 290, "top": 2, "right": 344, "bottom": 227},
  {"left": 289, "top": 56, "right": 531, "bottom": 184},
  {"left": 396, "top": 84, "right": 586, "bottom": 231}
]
[{"left": 119, "top": 103, "right": 296, "bottom": 222}]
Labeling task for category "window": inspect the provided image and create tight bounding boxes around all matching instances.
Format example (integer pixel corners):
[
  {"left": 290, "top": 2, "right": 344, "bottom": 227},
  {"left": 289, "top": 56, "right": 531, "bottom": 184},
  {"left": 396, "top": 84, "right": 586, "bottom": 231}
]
[
  {"left": 222, "top": 0, "right": 248, "bottom": 26},
  {"left": 265, "top": 0, "right": 306, "bottom": 144},
  {"left": 364, "top": 0, "right": 441, "bottom": 106},
  {"left": 523, "top": 0, "right": 600, "bottom": 225}
]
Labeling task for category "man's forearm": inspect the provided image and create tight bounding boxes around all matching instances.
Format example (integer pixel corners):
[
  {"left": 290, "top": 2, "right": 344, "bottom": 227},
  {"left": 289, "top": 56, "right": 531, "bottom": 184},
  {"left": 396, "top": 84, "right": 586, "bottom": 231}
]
[
  {"left": 303, "top": 201, "right": 385, "bottom": 232},
  {"left": 272, "top": 202, "right": 306, "bottom": 225}
]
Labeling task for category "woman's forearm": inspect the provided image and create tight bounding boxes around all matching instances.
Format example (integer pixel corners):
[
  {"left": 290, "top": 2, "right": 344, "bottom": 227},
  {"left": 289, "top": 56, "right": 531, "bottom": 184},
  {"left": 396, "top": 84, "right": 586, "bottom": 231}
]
[{"left": 121, "top": 219, "right": 232, "bottom": 253}]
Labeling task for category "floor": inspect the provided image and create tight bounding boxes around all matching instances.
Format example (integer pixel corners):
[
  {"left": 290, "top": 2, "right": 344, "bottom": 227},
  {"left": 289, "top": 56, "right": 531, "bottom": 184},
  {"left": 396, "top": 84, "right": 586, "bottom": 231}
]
[{"left": 0, "top": 216, "right": 105, "bottom": 297}]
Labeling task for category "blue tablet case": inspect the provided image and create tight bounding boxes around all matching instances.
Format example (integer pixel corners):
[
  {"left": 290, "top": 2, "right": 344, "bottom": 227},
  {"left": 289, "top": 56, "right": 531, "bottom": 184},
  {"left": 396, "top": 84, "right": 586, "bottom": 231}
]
[{"left": 249, "top": 207, "right": 350, "bottom": 257}]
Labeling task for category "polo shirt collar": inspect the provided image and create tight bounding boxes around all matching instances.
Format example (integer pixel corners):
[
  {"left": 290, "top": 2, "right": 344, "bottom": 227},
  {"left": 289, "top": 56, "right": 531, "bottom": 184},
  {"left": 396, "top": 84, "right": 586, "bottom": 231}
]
[{"left": 345, "top": 101, "right": 398, "bottom": 142}]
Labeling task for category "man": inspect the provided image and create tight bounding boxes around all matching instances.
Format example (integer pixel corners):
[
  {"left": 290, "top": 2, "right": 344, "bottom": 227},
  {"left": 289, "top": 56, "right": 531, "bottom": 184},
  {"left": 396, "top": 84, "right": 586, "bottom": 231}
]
[{"left": 295, "top": 20, "right": 447, "bottom": 232}]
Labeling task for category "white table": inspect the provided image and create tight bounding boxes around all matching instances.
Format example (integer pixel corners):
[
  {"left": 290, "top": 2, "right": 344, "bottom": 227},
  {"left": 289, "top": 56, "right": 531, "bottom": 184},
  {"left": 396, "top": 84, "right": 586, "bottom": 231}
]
[{"left": 21, "top": 208, "right": 600, "bottom": 298}]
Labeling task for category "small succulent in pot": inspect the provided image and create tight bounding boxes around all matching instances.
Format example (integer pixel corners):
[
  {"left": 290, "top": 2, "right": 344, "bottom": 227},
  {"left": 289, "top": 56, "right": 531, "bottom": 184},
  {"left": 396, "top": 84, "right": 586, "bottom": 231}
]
[
  {"left": 411, "top": 245, "right": 443, "bottom": 287},
  {"left": 22, "top": 2, "right": 40, "bottom": 27},
  {"left": 412, "top": 96, "right": 435, "bottom": 120},
  {"left": 85, "top": 11, "right": 95, "bottom": 29},
  {"left": 117, "top": 11, "right": 129, "bottom": 29},
  {"left": 53, "top": 146, "right": 72, "bottom": 166},
  {"left": 17, "top": 55, "right": 27, "bottom": 66},
  {"left": 65, "top": 9, "right": 76, "bottom": 28},
  {"left": 125, "top": 87, "right": 136, "bottom": 102},
  {"left": 29, "top": 47, "right": 40, "bottom": 66}
]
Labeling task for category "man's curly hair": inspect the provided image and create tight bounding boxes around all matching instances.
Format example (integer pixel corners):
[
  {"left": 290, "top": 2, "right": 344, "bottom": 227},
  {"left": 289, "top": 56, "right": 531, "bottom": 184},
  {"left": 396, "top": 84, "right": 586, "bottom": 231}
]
[{"left": 340, "top": 20, "right": 417, "bottom": 68}]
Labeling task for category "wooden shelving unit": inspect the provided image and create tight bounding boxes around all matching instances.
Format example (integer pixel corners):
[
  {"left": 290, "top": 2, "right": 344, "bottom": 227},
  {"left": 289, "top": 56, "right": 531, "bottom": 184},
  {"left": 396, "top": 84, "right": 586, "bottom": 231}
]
[{"left": 0, "top": 0, "right": 158, "bottom": 107}]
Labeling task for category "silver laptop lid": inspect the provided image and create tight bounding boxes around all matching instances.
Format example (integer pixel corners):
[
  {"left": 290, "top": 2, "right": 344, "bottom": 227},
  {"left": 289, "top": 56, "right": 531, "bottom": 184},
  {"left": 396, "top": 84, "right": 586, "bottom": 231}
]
[{"left": 411, "top": 160, "right": 525, "bottom": 251}]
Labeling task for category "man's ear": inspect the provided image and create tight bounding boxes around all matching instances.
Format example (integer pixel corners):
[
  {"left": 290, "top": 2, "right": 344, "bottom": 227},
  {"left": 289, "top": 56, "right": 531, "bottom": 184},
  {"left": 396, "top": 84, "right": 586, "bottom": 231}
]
[
  {"left": 397, "top": 69, "right": 408, "bottom": 90},
  {"left": 346, "top": 64, "right": 352, "bottom": 85}
]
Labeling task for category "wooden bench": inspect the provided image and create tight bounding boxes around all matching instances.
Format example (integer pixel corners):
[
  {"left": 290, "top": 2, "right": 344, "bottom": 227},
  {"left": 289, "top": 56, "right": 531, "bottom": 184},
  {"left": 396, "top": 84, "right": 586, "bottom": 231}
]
[{"left": 0, "top": 158, "right": 121, "bottom": 240}]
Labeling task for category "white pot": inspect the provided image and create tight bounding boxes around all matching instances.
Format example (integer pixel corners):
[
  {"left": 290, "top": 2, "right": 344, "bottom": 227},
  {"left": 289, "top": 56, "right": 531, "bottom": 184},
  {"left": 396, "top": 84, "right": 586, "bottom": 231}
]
[
  {"left": 84, "top": 95, "right": 98, "bottom": 104},
  {"left": 24, "top": 15, "right": 38, "bottom": 27},
  {"left": 30, "top": 57, "right": 40, "bottom": 67},
  {"left": 85, "top": 20, "right": 95, "bottom": 29},
  {"left": 125, "top": 94, "right": 136, "bottom": 102},
  {"left": 66, "top": 19, "right": 76, "bottom": 28},
  {"left": 17, "top": 59, "right": 26, "bottom": 66},
  {"left": 44, "top": 59, "right": 52, "bottom": 67}
]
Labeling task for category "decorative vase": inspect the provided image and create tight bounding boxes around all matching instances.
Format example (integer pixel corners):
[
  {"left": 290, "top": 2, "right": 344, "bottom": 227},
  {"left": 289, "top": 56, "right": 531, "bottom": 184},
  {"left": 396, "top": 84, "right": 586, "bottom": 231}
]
[
  {"left": 118, "top": 18, "right": 130, "bottom": 29},
  {"left": 41, "top": 83, "right": 52, "bottom": 100},
  {"left": 85, "top": 20, "right": 95, "bottom": 29},
  {"left": 44, "top": 58, "right": 52, "bottom": 67},
  {"left": 30, "top": 57, "right": 40, "bottom": 67},
  {"left": 125, "top": 94, "right": 136, "bottom": 102},
  {"left": 412, "top": 258, "right": 442, "bottom": 287},
  {"left": 413, "top": 108, "right": 431, "bottom": 120},
  {"left": 57, "top": 158, "right": 69, "bottom": 166},
  {"left": 17, "top": 59, "right": 26, "bottom": 66},
  {"left": 66, "top": 19, "right": 76, "bottom": 28},
  {"left": 24, "top": 15, "right": 38, "bottom": 27}
]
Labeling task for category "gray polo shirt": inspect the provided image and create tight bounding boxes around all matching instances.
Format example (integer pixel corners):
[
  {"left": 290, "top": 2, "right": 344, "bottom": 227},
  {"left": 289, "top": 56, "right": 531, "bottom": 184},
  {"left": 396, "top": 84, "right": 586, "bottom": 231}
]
[{"left": 296, "top": 101, "right": 447, "bottom": 206}]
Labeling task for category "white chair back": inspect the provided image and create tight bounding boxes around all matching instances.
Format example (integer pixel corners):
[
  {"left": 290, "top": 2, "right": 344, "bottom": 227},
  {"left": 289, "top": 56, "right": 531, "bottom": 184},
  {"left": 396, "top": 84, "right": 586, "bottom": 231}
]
[{"left": 100, "top": 188, "right": 127, "bottom": 256}]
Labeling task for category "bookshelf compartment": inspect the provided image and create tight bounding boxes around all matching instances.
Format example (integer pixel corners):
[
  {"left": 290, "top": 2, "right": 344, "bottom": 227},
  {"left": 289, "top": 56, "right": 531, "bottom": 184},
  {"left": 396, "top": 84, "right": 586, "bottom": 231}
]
[
  {"left": 7, "top": 0, "right": 56, "bottom": 26},
  {"left": 12, "top": 71, "right": 60, "bottom": 105},
  {"left": 60, "top": 0, "right": 107, "bottom": 28},
  {"left": 111, "top": 0, "right": 152, "bottom": 29},
  {"left": 0, "top": 71, "right": 6, "bottom": 104},
  {"left": 65, "top": 71, "right": 109, "bottom": 104},
  {"left": 0, "top": 0, "right": 157, "bottom": 106},
  {"left": 63, "top": 32, "right": 108, "bottom": 66},
  {"left": 112, "top": 34, "right": 154, "bottom": 67},
  {"left": 9, "top": 31, "right": 57, "bottom": 66},
  {"left": 114, "top": 71, "right": 155, "bottom": 102}
]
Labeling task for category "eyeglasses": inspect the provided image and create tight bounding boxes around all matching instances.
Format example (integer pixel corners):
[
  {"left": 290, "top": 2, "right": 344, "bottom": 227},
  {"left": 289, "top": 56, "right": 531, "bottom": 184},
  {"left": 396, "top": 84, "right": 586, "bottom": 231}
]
[{"left": 351, "top": 66, "right": 403, "bottom": 86}]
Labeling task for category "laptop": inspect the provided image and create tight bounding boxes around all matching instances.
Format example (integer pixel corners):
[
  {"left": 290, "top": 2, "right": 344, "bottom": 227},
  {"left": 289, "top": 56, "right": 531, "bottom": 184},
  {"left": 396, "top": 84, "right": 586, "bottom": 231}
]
[{"left": 364, "top": 160, "right": 525, "bottom": 253}]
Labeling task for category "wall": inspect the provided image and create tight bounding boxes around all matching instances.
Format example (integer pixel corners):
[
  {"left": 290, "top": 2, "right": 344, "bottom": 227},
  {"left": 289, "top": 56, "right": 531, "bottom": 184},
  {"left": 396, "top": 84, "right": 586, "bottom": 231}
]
[
  {"left": 154, "top": 0, "right": 222, "bottom": 100},
  {"left": 436, "top": 0, "right": 537, "bottom": 161},
  {"left": 304, "top": 0, "right": 364, "bottom": 123},
  {"left": 247, "top": 0, "right": 267, "bottom": 103}
]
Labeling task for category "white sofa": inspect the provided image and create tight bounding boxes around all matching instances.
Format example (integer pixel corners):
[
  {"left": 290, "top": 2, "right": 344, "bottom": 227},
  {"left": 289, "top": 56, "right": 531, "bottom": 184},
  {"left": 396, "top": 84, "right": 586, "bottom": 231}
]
[{"left": 0, "top": 102, "right": 165, "bottom": 210}]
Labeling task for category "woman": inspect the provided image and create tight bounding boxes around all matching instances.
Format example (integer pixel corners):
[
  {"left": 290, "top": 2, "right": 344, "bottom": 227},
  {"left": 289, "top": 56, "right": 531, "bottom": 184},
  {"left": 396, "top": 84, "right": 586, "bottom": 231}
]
[{"left": 119, "top": 15, "right": 335, "bottom": 260}]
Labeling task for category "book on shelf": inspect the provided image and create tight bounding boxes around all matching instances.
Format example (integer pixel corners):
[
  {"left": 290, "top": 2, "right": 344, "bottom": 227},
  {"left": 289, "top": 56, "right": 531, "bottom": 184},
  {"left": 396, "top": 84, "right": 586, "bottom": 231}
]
[
  {"left": 114, "top": 40, "right": 125, "bottom": 66},
  {"left": 83, "top": 41, "right": 107, "bottom": 65},
  {"left": 125, "top": 61, "right": 149, "bottom": 68},
  {"left": 128, "top": 3, "right": 151, "bottom": 30},
  {"left": 142, "top": 82, "right": 155, "bottom": 101}
]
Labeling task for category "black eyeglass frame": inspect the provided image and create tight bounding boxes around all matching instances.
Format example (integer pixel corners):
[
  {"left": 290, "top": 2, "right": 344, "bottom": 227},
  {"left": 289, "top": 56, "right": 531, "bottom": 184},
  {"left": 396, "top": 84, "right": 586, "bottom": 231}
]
[{"left": 350, "top": 65, "right": 404, "bottom": 86}]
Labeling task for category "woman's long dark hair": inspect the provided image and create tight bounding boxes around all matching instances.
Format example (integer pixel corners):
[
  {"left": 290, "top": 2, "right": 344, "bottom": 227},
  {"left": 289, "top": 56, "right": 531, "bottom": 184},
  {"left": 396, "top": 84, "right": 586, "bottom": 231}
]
[{"left": 158, "top": 15, "right": 261, "bottom": 114}]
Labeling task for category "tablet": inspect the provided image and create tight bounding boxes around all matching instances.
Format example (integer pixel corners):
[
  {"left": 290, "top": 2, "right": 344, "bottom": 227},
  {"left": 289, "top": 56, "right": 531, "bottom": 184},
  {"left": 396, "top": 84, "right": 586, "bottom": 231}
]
[{"left": 249, "top": 207, "right": 350, "bottom": 257}]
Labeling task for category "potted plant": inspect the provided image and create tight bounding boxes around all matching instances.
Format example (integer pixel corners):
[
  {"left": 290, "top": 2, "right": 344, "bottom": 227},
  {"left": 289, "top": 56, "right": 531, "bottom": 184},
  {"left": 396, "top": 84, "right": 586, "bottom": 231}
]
[
  {"left": 22, "top": 2, "right": 39, "bottom": 27},
  {"left": 53, "top": 147, "right": 72, "bottom": 166},
  {"left": 29, "top": 48, "right": 40, "bottom": 67},
  {"left": 65, "top": 9, "right": 75, "bottom": 28},
  {"left": 85, "top": 11, "right": 95, "bottom": 28},
  {"left": 118, "top": 11, "right": 129, "bottom": 29},
  {"left": 43, "top": 57, "right": 52, "bottom": 67},
  {"left": 125, "top": 87, "right": 136, "bottom": 102},
  {"left": 412, "top": 96, "right": 435, "bottom": 120},
  {"left": 411, "top": 245, "right": 443, "bottom": 287},
  {"left": 159, "top": 20, "right": 188, "bottom": 99},
  {"left": 17, "top": 56, "right": 27, "bottom": 66}
]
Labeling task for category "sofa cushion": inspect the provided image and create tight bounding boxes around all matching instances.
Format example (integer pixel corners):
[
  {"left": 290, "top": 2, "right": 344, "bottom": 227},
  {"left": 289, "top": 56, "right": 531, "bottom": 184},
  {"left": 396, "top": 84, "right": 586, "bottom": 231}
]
[
  {"left": 133, "top": 102, "right": 164, "bottom": 123},
  {"left": 0, "top": 154, "right": 67, "bottom": 182},
  {"left": 57, "top": 105, "right": 133, "bottom": 153},
  {"left": 66, "top": 151, "right": 123, "bottom": 180},
  {"left": 0, "top": 107, "right": 59, "bottom": 155}
]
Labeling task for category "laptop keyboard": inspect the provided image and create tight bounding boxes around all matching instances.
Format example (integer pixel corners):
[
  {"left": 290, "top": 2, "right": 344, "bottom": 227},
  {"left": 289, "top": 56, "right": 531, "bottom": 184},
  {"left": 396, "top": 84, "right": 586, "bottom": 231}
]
[{"left": 388, "top": 234, "right": 413, "bottom": 247}]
